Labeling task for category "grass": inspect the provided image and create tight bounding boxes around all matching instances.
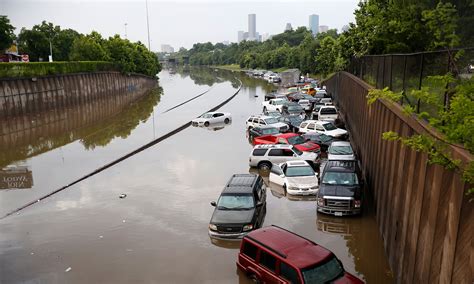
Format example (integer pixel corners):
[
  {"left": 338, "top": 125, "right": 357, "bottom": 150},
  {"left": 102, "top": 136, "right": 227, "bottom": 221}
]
[
  {"left": 0, "top": 61, "right": 118, "bottom": 78},
  {"left": 212, "top": 64, "right": 245, "bottom": 71}
]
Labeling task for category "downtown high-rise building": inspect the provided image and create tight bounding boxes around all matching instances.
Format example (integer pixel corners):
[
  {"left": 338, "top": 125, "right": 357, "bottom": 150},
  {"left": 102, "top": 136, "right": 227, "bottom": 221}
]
[
  {"left": 309, "top": 14, "right": 319, "bottom": 36},
  {"left": 248, "top": 14, "right": 257, "bottom": 41},
  {"left": 238, "top": 14, "right": 260, "bottom": 42}
]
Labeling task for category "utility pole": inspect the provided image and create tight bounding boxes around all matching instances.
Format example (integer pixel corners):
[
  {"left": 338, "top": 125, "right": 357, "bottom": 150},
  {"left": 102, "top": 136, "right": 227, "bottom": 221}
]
[
  {"left": 124, "top": 23, "right": 128, "bottom": 39},
  {"left": 145, "top": 0, "right": 151, "bottom": 51}
]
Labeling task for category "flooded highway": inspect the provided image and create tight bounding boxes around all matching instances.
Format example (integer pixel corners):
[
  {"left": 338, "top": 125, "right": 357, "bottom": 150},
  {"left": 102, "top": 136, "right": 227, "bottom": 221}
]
[{"left": 0, "top": 67, "right": 393, "bottom": 283}]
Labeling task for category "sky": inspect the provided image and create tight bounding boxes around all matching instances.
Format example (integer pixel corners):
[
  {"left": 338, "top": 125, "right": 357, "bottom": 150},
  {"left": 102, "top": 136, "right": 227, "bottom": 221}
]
[{"left": 2, "top": 0, "right": 359, "bottom": 51}]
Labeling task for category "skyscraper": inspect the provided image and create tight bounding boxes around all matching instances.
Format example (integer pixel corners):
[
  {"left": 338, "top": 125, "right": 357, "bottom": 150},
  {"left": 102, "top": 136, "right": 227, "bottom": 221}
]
[
  {"left": 309, "top": 14, "right": 319, "bottom": 36},
  {"left": 248, "top": 14, "right": 256, "bottom": 41}
]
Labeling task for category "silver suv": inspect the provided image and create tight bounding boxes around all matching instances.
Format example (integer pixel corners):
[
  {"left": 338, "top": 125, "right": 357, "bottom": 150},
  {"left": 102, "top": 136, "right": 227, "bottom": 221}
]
[
  {"left": 248, "top": 144, "right": 319, "bottom": 170},
  {"left": 246, "top": 115, "right": 289, "bottom": 133}
]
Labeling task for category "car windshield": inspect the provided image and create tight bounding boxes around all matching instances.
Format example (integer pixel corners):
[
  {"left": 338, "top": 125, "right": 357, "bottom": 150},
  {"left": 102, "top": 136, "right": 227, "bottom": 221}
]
[
  {"left": 301, "top": 257, "right": 344, "bottom": 284},
  {"left": 288, "top": 116, "right": 303, "bottom": 124},
  {"left": 287, "top": 135, "right": 306, "bottom": 145},
  {"left": 322, "top": 172, "right": 359, "bottom": 186},
  {"left": 293, "top": 147, "right": 303, "bottom": 156},
  {"left": 319, "top": 134, "right": 332, "bottom": 142},
  {"left": 201, "top": 113, "right": 213, "bottom": 118},
  {"left": 285, "top": 166, "right": 315, "bottom": 177},
  {"left": 217, "top": 195, "right": 254, "bottom": 210},
  {"left": 329, "top": 146, "right": 353, "bottom": 155},
  {"left": 320, "top": 108, "right": 337, "bottom": 115},
  {"left": 264, "top": 118, "right": 279, "bottom": 124},
  {"left": 262, "top": 128, "right": 279, "bottom": 135},
  {"left": 323, "top": 122, "right": 337, "bottom": 131},
  {"left": 275, "top": 100, "right": 285, "bottom": 105},
  {"left": 288, "top": 106, "right": 303, "bottom": 111}
]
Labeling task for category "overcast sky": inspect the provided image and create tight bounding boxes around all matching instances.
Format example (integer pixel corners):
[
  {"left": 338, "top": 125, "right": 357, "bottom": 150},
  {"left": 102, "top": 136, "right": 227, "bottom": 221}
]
[{"left": 2, "top": 0, "right": 359, "bottom": 51}]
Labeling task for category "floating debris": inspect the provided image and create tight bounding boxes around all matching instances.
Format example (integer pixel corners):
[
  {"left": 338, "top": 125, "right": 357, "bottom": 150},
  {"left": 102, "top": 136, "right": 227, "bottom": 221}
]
[
  {"left": 65, "top": 267, "right": 72, "bottom": 272},
  {"left": 119, "top": 194, "right": 127, "bottom": 199}
]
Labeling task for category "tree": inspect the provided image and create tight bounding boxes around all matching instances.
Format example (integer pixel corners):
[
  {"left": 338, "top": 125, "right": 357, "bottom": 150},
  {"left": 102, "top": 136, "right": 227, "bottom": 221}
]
[
  {"left": 17, "top": 21, "right": 61, "bottom": 61},
  {"left": 0, "top": 16, "right": 15, "bottom": 51},
  {"left": 69, "top": 35, "right": 108, "bottom": 61}
]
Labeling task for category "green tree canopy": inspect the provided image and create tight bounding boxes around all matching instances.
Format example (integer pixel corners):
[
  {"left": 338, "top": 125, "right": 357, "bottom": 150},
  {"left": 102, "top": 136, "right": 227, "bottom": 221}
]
[{"left": 0, "top": 15, "right": 16, "bottom": 51}]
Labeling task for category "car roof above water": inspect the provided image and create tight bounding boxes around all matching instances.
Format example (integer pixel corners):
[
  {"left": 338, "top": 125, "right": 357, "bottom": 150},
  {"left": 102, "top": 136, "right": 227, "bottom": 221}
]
[
  {"left": 324, "top": 160, "right": 357, "bottom": 172},
  {"left": 245, "top": 226, "right": 333, "bottom": 269},
  {"left": 223, "top": 174, "right": 259, "bottom": 194}
]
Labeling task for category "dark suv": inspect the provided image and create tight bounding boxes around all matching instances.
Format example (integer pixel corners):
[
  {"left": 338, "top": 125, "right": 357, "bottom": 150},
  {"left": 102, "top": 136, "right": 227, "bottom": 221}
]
[
  {"left": 317, "top": 161, "right": 363, "bottom": 216},
  {"left": 282, "top": 102, "right": 305, "bottom": 116},
  {"left": 237, "top": 225, "right": 363, "bottom": 283},
  {"left": 209, "top": 174, "right": 266, "bottom": 239}
]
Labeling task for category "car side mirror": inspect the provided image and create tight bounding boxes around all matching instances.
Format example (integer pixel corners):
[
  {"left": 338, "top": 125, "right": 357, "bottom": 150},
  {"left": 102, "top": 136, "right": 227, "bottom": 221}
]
[
  {"left": 210, "top": 201, "right": 216, "bottom": 207},
  {"left": 293, "top": 154, "right": 297, "bottom": 157}
]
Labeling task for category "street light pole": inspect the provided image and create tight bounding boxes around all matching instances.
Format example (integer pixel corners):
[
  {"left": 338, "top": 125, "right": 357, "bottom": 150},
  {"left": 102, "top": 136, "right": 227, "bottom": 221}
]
[
  {"left": 145, "top": 0, "right": 151, "bottom": 51},
  {"left": 124, "top": 23, "right": 128, "bottom": 39},
  {"left": 48, "top": 37, "right": 53, "bottom": 62}
]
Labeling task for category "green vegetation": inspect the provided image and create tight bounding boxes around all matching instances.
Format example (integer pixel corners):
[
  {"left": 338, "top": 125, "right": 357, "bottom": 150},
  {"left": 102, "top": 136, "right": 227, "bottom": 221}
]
[
  {"left": 3, "top": 18, "right": 161, "bottom": 77},
  {"left": 368, "top": 75, "right": 474, "bottom": 196},
  {"left": 0, "top": 61, "right": 117, "bottom": 78},
  {"left": 0, "top": 16, "right": 16, "bottom": 51}
]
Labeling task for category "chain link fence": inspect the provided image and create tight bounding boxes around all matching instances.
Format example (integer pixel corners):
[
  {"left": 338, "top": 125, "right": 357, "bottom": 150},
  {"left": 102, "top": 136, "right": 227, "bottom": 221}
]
[{"left": 347, "top": 48, "right": 474, "bottom": 116}]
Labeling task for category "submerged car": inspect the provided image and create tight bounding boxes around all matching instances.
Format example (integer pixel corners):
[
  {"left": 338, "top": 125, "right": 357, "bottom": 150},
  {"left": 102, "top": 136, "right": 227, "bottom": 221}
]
[
  {"left": 192, "top": 112, "right": 231, "bottom": 127},
  {"left": 328, "top": 141, "right": 356, "bottom": 161},
  {"left": 209, "top": 174, "right": 266, "bottom": 239},
  {"left": 253, "top": 133, "right": 321, "bottom": 153},
  {"left": 302, "top": 132, "right": 334, "bottom": 151},
  {"left": 248, "top": 125, "right": 280, "bottom": 141},
  {"left": 237, "top": 225, "right": 364, "bottom": 283},
  {"left": 299, "top": 120, "right": 348, "bottom": 140},
  {"left": 317, "top": 160, "right": 363, "bottom": 216},
  {"left": 269, "top": 161, "right": 319, "bottom": 196},
  {"left": 278, "top": 115, "right": 304, "bottom": 132}
]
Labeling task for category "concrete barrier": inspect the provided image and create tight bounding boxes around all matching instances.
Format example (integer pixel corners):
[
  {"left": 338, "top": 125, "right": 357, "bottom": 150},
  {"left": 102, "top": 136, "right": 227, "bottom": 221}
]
[{"left": 0, "top": 72, "right": 157, "bottom": 118}]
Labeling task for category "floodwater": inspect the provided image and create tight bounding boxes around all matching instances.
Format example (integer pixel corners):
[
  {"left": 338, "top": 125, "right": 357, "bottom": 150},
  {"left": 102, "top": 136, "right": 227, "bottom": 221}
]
[{"left": 0, "top": 67, "right": 393, "bottom": 283}]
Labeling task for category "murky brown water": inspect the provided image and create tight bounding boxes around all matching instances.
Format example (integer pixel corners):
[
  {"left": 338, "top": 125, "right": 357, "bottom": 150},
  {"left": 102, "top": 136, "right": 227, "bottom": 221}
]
[{"left": 0, "top": 67, "right": 393, "bottom": 283}]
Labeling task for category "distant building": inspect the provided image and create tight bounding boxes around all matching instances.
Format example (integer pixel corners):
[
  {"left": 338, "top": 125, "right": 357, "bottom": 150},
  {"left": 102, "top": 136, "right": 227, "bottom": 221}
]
[
  {"left": 285, "top": 23, "right": 293, "bottom": 32},
  {"left": 248, "top": 14, "right": 257, "bottom": 41},
  {"left": 238, "top": 31, "right": 245, "bottom": 43},
  {"left": 341, "top": 25, "right": 350, "bottom": 33},
  {"left": 262, "top": 33, "right": 272, "bottom": 41},
  {"left": 319, "top": 25, "right": 329, "bottom": 33},
  {"left": 161, "top": 44, "right": 174, "bottom": 53},
  {"left": 309, "top": 14, "right": 319, "bottom": 36},
  {"left": 221, "top": 41, "right": 230, "bottom": 45}
]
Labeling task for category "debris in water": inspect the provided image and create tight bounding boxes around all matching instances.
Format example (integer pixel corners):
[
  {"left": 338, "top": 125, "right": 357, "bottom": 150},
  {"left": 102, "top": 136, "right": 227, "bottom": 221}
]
[
  {"left": 122, "top": 219, "right": 126, "bottom": 223},
  {"left": 65, "top": 267, "right": 72, "bottom": 272},
  {"left": 119, "top": 194, "right": 127, "bottom": 199},
  {"left": 99, "top": 235, "right": 104, "bottom": 239}
]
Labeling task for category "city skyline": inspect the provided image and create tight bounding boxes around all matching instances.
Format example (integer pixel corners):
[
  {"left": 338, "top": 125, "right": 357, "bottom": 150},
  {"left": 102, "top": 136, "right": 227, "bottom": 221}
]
[{"left": 3, "top": 0, "right": 359, "bottom": 50}]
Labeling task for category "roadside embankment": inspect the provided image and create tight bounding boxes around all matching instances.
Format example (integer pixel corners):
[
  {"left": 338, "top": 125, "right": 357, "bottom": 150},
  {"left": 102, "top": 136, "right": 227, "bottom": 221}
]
[{"left": 0, "top": 71, "right": 157, "bottom": 118}]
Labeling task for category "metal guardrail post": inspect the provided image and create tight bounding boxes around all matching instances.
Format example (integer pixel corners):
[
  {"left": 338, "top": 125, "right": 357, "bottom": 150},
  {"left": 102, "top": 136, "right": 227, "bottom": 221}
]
[{"left": 417, "top": 53, "right": 425, "bottom": 113}]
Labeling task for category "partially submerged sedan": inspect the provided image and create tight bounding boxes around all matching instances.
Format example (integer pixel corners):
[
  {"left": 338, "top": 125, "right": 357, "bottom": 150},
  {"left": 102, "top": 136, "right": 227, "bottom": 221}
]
[
  {"left": 269, "top": 161, "right": 319, "bottom": 196},
  {"left": 192, "top": 112, "right": 231, "bottom": 127}
]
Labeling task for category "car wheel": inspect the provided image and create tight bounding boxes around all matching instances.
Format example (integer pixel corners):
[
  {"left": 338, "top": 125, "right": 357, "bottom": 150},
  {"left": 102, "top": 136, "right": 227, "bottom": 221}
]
[
  {"left": 276, "top": 108, "right": 280, "bottom": 112},
  {"left": 283, "top": 184, "right": 287, "bottom": 195},
  {"left": 263, "top": 107, "right": 267, "bottom": 113},
  {"left": 204, "top": 121, "right": 210, "bottom": 127},
  {"left": 258, "top": 162, "right": 272, "bottom": 171},
  {"left": 224, "top": 118, "right": 230, "bottom": 124}
]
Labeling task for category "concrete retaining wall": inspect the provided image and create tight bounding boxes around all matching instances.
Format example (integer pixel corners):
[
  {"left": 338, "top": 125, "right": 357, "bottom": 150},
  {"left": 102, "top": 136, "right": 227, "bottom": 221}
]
[
  {"left": 0, "top": 72, "right": 157, "bottom": 118},
  {"left": 325, "top": 71, "right": 473, "bottom": 284}
]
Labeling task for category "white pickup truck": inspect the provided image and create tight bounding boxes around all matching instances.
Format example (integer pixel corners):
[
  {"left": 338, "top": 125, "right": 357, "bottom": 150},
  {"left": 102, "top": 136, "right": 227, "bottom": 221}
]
[{"left": 262, "top": 98, "right": 286, "bottom": 113}]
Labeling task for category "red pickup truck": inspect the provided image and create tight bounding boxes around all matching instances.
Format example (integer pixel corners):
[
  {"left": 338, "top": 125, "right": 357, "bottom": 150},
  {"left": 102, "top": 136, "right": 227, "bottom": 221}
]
[{"left": 253, "top": 133, "right": 321, "bottom": 153}]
